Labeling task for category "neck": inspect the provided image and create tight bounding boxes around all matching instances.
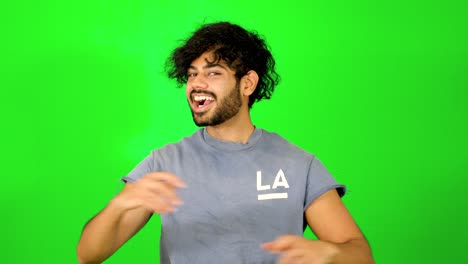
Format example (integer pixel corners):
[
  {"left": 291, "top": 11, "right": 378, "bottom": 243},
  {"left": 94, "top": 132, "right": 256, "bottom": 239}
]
[{"left": 206, "top": 107, "right": 254, "bottom": 144}]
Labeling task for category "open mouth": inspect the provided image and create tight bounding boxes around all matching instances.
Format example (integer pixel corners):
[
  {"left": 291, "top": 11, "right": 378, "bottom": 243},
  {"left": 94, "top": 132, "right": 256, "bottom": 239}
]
[{"left": 193, "top": 95, "right": 215, "bottom": 110}]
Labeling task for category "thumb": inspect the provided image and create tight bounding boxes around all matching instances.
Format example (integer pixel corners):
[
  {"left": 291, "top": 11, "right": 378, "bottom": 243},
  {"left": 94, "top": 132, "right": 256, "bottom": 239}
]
[{"left": 262, "top": 235, "right": 298, "bottom": 252}]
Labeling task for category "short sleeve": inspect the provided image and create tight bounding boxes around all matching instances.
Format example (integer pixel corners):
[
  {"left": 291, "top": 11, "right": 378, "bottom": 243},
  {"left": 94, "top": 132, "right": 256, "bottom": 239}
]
[
  {"left": 121, "top": 151, "right": 158, "bottom": 183},
  {"left": 304, "top": 156, "right": 346, "bottom": 211}
]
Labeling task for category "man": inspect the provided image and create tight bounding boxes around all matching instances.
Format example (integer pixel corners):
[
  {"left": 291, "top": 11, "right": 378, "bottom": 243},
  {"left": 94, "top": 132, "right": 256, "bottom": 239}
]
[{"left": 77, "top": 22, "right": 374, "bottom": 264}]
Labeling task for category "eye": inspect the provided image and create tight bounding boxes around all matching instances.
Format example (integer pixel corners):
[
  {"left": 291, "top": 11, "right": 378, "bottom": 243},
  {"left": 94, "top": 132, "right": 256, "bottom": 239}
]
[
  {"left": 208, "top": 72, "right": 221, "bottom": 76},
  {"left": 187, "top": 72, "right": 197, "bottom": 78}
]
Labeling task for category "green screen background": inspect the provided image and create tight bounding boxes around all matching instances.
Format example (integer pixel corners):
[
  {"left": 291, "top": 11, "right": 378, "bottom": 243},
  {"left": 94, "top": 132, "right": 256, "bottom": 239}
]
[{"left": 1, "top": 0, "right": 466, "bottom": 263}]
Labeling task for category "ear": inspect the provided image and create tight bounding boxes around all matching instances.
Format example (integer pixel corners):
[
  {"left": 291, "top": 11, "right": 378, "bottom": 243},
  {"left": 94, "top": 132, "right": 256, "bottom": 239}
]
[{"left": 240, "top": 70, "right": 259, "bottom": 97}]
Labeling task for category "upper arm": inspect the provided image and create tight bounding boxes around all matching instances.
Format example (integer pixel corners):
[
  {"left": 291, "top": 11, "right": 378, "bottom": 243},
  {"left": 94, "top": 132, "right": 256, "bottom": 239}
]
[{"left": 305, "top": 189, "right": 365, "bottom": 243}]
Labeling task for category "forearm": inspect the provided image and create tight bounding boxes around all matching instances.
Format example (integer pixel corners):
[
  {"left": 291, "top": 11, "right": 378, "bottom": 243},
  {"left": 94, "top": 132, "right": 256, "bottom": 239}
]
[
  {"left": 77, "top": 200, "right": 126, "bottom": 264},
  {"left": 76, "top": 174, "right": 183, "bottom": 263},
  {"left": 329, "top": 238, "right": 374, "bottom": 264}
]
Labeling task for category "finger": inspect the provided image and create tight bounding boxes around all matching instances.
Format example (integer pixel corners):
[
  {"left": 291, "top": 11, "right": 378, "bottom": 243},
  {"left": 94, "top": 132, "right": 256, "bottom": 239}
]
[
  {"left": 118, "top": 182, "right": 181, "bottom": 213},
  {"left": 146, "top": 172, "right": 187, "bottom": 188},
  {"left": 144, "top": 180, "right": 183, "bottom": 206},
  {"left": 263, "top": 235, "right": 302, "bottom": 252},
  {"left": 278, "top": 249, "right": 304, "bottom": 264},
  {"left": 261, "top": 241, "right": 275, "bottom": 250}
]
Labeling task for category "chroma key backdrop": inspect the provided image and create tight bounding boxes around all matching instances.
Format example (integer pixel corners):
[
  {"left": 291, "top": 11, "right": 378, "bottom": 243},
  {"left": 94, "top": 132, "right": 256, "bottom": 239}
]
[{"left": 1, "top": 0, "right": 467, "bottom": 263}]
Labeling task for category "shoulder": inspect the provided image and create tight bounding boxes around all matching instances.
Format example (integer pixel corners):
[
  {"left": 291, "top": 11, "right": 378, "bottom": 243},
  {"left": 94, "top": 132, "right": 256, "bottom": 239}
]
[
  {"left": 150, "top": 129, "right": 203, "bottom": 157},
  {"left": 258, "top": 128, "right": 315, "bottom": 161}
]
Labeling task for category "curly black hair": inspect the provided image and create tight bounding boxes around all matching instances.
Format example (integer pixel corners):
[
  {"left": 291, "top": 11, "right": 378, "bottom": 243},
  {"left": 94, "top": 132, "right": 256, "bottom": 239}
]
[{"left": 166, "top": 21, "right": 280, "bottom": 108}]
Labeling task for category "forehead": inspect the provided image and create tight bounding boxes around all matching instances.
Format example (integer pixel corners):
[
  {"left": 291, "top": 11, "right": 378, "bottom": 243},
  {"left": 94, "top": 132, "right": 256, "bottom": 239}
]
[{"left": 189, "top": 51, "right": 230, "bottom": 70}]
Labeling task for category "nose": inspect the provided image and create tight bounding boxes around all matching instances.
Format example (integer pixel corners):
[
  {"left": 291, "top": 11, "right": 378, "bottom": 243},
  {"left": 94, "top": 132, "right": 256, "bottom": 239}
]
[{"left": 188, "top": 74, "right": 208, "bottom": 90}]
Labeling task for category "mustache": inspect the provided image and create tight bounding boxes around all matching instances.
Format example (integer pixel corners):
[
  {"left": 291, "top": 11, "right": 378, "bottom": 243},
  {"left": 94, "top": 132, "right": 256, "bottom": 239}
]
[{"left": 190, "top": 90, "right": 217, "bottom": 100}]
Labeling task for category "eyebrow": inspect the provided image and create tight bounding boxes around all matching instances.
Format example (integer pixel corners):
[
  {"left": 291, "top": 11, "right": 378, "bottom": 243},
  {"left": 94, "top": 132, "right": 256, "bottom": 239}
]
[{"left": 188, "top": 63, "right": 228, "bottom": 71}]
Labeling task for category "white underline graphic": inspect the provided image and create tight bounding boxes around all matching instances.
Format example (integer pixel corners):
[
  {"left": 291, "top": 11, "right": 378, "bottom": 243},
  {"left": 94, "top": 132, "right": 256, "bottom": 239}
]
[{"left": 257, "top": 193, "right": 288, "bottom": 200}]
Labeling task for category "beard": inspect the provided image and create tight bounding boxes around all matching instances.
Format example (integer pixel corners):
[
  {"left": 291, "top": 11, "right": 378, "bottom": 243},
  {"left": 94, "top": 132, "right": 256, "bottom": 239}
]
[{"left": 190, "top": 82, "right": 242, "bottom": 127}]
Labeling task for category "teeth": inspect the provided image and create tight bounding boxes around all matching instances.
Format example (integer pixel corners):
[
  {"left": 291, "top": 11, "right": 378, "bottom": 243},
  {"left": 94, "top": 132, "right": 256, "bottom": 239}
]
[{"left": 193, "top": 95, "right": 214, "bottom": 102}]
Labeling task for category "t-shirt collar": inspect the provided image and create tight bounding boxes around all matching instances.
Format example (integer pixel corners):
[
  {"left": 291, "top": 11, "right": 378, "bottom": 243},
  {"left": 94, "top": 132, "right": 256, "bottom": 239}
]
[{"left": 201, "top": 127, "right": 262, "bottom": 152}]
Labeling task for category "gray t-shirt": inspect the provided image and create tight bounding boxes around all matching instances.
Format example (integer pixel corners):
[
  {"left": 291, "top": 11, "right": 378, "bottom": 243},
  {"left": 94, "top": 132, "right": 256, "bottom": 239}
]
[{"left": 122, "top": 128, "right": 345, "bottom": 264}]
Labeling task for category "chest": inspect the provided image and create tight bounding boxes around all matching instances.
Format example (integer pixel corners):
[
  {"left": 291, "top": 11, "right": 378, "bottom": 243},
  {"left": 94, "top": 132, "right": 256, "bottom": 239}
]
[{"left": 165, "top": 153, "right": 308, "bottom": 229}]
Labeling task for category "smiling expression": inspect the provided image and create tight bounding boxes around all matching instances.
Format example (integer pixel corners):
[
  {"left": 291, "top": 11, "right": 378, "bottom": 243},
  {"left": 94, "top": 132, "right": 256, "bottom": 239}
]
[{"left": 186, "top": 51, "right": 243, "bottom": 127}]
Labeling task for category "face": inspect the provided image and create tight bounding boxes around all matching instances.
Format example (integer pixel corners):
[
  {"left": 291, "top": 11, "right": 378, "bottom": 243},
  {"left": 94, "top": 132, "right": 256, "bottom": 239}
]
[{"left": 186, "top": 52, "right": 243, "bottom": 127}]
